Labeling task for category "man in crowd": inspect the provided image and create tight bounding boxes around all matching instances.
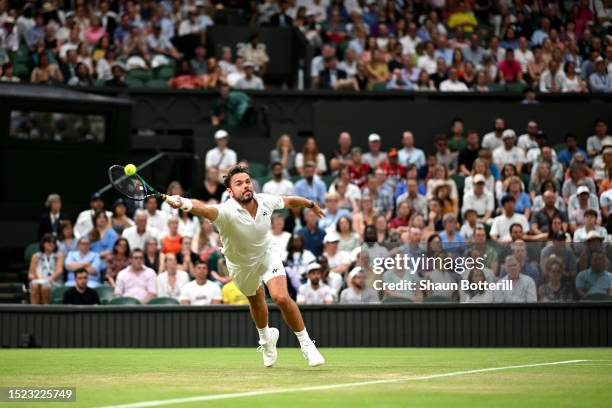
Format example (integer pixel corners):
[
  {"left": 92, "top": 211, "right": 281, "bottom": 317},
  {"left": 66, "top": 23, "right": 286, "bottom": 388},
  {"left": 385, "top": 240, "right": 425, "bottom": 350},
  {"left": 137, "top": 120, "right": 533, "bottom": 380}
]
[
  {"left": 179, "top": 261, "right": 222, "bottom": 305},
  {"left": 114, "top": 249, "right": 157, "bottom": 303}
]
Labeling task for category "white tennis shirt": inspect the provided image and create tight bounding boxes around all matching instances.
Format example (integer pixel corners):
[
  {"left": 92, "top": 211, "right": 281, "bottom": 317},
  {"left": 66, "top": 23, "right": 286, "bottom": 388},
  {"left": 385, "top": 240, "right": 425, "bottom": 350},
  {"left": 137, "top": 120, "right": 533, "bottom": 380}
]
[{"left": 213, "top": 193, "right": 285, "bottom": 270}]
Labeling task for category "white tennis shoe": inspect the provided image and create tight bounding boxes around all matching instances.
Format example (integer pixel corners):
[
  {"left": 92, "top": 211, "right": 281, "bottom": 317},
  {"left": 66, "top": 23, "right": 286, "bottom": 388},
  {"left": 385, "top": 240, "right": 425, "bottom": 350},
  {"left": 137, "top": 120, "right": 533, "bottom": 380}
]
[
  {"left": 301, "top": 340, "right": 325, "bottom": 367},
  {"left": 257, "top": 327, "right": 279, "bottom": 367}
]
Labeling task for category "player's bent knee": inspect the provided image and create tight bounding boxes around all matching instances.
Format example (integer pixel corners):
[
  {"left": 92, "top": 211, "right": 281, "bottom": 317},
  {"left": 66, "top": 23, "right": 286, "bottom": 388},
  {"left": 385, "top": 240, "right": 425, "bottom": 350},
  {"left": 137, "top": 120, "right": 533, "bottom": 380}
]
[{"left": 272, "top": 294, "right": 291, "bottom": 308}]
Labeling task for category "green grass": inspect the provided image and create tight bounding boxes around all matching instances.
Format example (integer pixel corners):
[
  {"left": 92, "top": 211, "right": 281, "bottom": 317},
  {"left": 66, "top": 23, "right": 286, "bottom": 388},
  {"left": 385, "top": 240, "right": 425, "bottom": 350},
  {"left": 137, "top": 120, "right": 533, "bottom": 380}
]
[{"left": 1, "top": 348, "right": 611, "bottom": 407}]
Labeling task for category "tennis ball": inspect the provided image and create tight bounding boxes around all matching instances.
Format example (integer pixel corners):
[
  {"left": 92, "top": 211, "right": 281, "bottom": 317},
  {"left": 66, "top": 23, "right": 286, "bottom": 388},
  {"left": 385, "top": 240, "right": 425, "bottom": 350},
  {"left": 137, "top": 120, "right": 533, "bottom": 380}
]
[{"left": 124, "top": 164, "right": 137, "bottom": 176}]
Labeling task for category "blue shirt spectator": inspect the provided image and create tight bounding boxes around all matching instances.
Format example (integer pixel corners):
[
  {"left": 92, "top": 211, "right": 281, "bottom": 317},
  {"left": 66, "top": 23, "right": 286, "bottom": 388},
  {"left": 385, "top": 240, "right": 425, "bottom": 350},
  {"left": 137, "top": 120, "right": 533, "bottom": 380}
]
[
  {"left": 65, "top": 238, "right": 104, "bottom": 287},
  {"left": 294, "top": 164, "right": 327, "bottom": 206},
  {"left": 558, "top": 147, "right": 588, "bottom": 168},
  {"left": 589, "top": 70, "right": 612, "bottom": 92},
  {"left": 89, "top": 228, "right": 119, "bottom": 255},
  {"left": 576, "top": 264, "right": 612, "bottom": 297},
  {"left": 299, "top": 225, "right": 326, "bottom": 257},
  {"left": 500, "top": 192, "right": 531, "bottom": 215}
]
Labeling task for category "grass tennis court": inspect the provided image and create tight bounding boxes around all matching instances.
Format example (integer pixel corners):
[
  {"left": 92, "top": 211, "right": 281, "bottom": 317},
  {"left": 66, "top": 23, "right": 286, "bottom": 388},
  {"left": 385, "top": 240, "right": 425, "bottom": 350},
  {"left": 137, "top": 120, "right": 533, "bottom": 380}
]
[{"left": 2, "top": 348, "right": 611, "bottom": 408}]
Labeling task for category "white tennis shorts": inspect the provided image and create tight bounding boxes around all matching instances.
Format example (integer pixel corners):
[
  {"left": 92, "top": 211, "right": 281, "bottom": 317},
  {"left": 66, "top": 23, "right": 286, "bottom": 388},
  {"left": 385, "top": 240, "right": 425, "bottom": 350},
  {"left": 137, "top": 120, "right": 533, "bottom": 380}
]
[{"left": 227, "top": 248, "right": 286, "bottom": 296}]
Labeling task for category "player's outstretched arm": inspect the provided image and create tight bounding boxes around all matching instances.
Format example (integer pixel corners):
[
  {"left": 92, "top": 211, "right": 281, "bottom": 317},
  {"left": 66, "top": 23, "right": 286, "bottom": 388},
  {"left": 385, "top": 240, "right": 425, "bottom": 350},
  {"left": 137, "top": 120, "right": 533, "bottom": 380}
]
[
  {"left": 165, "top": 196, "right": 218, "bottom": 221},
  {"left": 283, "top": 195, "right": 324, "bottom": 218}
]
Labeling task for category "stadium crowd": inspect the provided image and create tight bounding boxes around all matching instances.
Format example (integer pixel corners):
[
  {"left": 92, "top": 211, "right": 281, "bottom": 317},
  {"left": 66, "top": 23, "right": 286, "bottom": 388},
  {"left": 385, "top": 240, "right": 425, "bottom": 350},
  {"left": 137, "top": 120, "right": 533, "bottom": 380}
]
[
  {"left": 0, "top": 1, "right": 611, "bottom": 91},
  {"left": 29, "top": 117, "right": 612, "bottom": 305}
]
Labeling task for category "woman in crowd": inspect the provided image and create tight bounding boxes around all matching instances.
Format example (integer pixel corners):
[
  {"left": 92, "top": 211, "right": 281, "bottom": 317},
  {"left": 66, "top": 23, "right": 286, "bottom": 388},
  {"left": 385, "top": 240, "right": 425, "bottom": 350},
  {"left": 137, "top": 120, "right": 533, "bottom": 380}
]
[
  {"left": 161, "top": 216, "right": 183, "bottom": 255},
  {"left": 460, "top": 268, "right": 494, "bottom": 303},
  {"left": 30, "top": 51, "right": 63, "bottom": 84},
  {"left": 168, "top": 59, "right": 202, "bottom": 89},
  {"left": 195, "top": 166, "right": 225, "bottom": 203},
  {"left": 144, "top": 238, "right": 164, "bottom": 273},
  {"left": 426, "top": 165, "right": 458, "bottom": 202},
  {"left": 433, "top": 184, "right": 458, "bottom": 217},
  {"left": 295, "top": 136, "right": 327, "bottom": 175},
  {"left": 495, "top": 164, "right": 523, "bottom": 200},
  {"left": 464, "top": 158, "right": 495, "bottom": 194},
  {"left": 105, "top": 238, "right": 131, "bottom": 287},
  {"left": 336, "top": 216, "right": 360, "bottom": 253},
  {"left": 57, "top": 220, "right": 77, "bottom": 255},
  {"left": 111, "top": 198, "right": 134, "bottom": 234},
  {"left": 28, "top": 234, "right": 64, "bottom": 304},
  {"left": 89, "top": 209, "right": 118, "bottom": 262},
  {"left": 269, "top": 134, "right": 296, "bottom": 176},
  {"left": 563, "top": 61, "right": 588, "bottom": 92},
  {"left": 389, "top": 201, "right": 412, "bottom": 231},
  {"left": 538, "top": 256, "right": 575, "bottom": 302},
  {"left": 352, "top": 195, "right": 377, "bottom": 237},
  {"left": 270, "top": 214, "right": 292, "bottom": 260},
  {"left": 177, "top": 210, "right": 200, "bottom": 238},
  {"left": 529, "top": 162, "right": 559, "bottom": 200},
  {"left": 501, "top": 176, "right": 532, "bottom": 220},
  {"left": 177, "top": 236, "right": 199, "bottom": 276}
]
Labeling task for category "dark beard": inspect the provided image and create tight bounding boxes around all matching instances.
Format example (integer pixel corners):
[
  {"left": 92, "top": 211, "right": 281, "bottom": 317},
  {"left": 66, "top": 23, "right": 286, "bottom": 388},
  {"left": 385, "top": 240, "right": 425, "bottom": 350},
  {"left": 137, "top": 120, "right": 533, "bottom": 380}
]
[{"left": 239, "top": 194, "right": 253, "bottom": 204}]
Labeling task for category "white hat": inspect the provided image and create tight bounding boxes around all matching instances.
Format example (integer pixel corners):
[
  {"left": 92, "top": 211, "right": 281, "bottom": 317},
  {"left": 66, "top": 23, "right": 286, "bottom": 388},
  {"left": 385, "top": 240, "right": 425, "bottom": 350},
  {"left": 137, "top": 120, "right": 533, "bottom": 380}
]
[
  {"left": 214, "top": 129, "right": 229, "bottom": 140},
  {"left": 323, "top": 231, "right": 340, "bottom": 243},
  {"left": 368, "top": 133, "right": 381, "bottom": 142},
  {"left": 576, "top": 185, "right": 590, "bottom": 195},
  {"left": 473, "top": 174, "right": 486, "bottom": 184},
  {"left": 307, "top": 262, "right": 322, "bottom": 272},
  {"left": 502, "top": 129, "right": 516, "bottom": 139},
  {"left": 348, "top": 267, "right": 362, "bottom": 280}
]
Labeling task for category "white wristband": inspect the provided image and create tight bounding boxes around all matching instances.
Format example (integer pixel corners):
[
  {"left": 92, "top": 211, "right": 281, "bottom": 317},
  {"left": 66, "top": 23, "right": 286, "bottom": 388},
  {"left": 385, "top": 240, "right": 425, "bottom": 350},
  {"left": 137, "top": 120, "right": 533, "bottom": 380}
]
[{"left": 180, "top": 198, "right": 193, "bottom": 212}]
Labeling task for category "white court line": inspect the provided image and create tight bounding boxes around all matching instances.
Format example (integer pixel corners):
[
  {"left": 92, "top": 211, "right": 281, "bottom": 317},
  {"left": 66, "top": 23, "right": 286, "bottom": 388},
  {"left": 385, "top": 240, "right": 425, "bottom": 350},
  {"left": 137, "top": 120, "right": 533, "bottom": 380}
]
[{"left": 96, "top": 360, "right": 587, "bottom": 408}]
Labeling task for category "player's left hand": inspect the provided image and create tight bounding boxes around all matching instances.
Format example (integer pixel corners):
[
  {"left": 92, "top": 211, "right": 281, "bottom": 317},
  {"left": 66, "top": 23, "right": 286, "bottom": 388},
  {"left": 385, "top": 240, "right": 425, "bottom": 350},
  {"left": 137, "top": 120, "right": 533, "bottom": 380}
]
[{"left": 311, "top": 202, "right": 324, "bottom": 219}]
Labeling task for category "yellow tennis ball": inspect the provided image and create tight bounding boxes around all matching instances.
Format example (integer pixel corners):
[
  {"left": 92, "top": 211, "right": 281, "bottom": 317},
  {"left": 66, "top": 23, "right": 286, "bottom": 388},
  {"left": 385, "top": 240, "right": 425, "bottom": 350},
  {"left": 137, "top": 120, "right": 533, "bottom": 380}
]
[{"left": 124, "top": 164, "right": 137, "bottom": 176}]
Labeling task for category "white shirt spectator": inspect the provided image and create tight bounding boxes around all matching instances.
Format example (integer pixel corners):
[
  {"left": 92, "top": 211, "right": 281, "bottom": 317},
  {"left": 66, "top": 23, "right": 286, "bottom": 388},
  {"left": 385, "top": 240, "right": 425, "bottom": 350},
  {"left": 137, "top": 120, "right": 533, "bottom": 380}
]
[
  {"left": 339, "top": 287, "right": 380, "bottom": 304},
  {"left": 262, "top": 178, "right": 294, "bottom": 196},
  {"left": 417, "top": 55, "right": 437, "bottom": 74},
  {"left": 439, "top": 78, "right": 469, "bottom": 91},
  {"left": 490, "top": 213, "right": 530, "bottom": 241},
  {"left": 156, "top": 270, "right": 190, "bottom": 299},
  {"left": 517, "top": 134, "right": 539, "bottom": 154},
  {"left": 586, "top": 134, "right": 612, "bottom": 155},
  {"left": 398, "top": 147, "right": 426, "bottom": 168},
  {"left": 205, "top": 147, "right": 238, "bottom": 171},
  {"left": 74, "top": 209, "right": 113, "bottom": 239},
  {"left": 399, "top": 35, "right": 421, "bottom": 55},
  {"left": 178, "top": 19, "right": 201, "bottom": 36},
  {"left": 329, "top": 181, "right": 362, "bottom": 200},
  {"left": 122, "top": 225, "right": 161, "bottom": 251},
  {"left": 514, "top": 48, "right": 534, "bottom": 73},
  {"left": 325, "top": 250, "right": 351, "bottom": 272},
  {"left": 295, "top": 152, "right": 327, "bottom": 173},
  {"left": 178, "top": 216, "right": 201, "bottom": 238},
  {"left": 179, "top": 280, "right": 222, "bottom": 305},
  {"left": 492, "top": 145, "right": 526, "bottom": 168},
  {"left": 234, "top": 75, "right": 265, "bottom": 90},
  {"left": 600, "top": 189, "right": 612, "bottom": 214},
  {"left": 146, "top": 210, "right": 169, "bottom": 234},
  {"left": 297, "top": 282, "right": 334, "bottom": 304},
  {"left": 481, "top": 131, "right": 504, "bottom": 151},
  {"left": 539, "top": 70, "right": 568, "bottom": 92},
  {"left": 461, "top": 190, "right": 495, "bottom": 217},
  {"left": 493, "top": 274, "right": 537, "bottom": 303}
]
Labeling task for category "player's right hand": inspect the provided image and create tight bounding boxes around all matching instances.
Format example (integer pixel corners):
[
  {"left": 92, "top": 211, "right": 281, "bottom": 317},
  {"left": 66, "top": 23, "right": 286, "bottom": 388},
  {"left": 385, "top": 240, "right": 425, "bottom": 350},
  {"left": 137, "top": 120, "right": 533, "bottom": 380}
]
[{"left": 166, "top": 195, "right": 183, "bottom": 209}]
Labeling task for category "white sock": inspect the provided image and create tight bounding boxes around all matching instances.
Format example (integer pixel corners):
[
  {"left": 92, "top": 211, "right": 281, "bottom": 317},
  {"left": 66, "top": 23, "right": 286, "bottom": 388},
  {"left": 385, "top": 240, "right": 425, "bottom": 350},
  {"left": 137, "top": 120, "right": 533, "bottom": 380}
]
[
  {"left": 257, "top": 325, "right": 270, "bottom": 343},
  {"left": 294, "top": 328, "right": 312, "bottom": 347}
]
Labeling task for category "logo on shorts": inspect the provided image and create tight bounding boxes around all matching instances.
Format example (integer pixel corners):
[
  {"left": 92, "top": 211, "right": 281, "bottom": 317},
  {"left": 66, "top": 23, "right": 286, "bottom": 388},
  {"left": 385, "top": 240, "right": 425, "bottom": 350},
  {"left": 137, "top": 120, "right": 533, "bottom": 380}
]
[
  {"left": 272, "top": 268, "right": 279, "bottom": 274},
  {"left": 263, "top": 211, "right": 268, "bottom": 216}
]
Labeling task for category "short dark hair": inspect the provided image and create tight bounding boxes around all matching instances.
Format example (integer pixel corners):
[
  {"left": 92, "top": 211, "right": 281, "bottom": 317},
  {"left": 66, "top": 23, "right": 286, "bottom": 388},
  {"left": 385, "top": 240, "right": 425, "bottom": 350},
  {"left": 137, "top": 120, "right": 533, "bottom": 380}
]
[
  {"left": 501, "top": 195, "right": 516, "bottom": 206},
  {"left": 223, "top": 165, "right": 250, "bottom": 188},
  {"left": 39, "top": 233, "right": 57, "bottom": 252},
  {"left": 584, "top": 209, "right": 598, "bottom": 218},
  {"left": 565, "top": 132, "right": 577, "bottom": 141},
  {"left": 509, "top": 223, "right": 523, "bottom": 232},
  {"left": 131, "top": 248, "right": 144, "bottom": 258},
  {"left": 74, "top": 267, "right": 88, "bottom": 278}
]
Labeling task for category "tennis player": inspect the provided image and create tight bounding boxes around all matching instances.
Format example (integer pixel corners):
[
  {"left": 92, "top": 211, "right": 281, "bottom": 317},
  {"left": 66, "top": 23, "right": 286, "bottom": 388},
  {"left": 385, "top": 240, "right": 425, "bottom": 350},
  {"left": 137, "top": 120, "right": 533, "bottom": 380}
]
[{"left": 166, "top": 165, "right": 325, "bottom": 367}]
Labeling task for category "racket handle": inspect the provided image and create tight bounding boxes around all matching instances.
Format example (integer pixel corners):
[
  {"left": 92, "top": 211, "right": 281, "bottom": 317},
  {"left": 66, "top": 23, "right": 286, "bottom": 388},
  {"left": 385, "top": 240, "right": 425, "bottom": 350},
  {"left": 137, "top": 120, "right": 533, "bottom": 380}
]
[{"left": 159, "top": 194, "right": 168, "bottom": 201}]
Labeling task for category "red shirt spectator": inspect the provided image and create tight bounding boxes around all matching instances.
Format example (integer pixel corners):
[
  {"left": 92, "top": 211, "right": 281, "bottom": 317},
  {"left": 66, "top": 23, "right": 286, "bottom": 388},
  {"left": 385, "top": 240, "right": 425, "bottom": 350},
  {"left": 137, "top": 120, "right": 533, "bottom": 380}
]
[
  {"left": 378, "top": 148, "right": 406, "bottom": 180},
  {"left": 348, "top": 147, "right": 371, "bottom": 188},
  {"left": 498, "top": 49, "right": 522, "bottom": 82}
]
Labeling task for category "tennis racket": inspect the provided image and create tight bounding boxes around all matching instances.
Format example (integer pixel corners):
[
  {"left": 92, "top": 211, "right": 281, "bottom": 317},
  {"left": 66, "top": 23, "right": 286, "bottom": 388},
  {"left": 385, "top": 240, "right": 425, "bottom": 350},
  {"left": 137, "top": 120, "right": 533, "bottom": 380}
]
[{"left": 108, "top": 165, "right": 167, "bottom": 201}]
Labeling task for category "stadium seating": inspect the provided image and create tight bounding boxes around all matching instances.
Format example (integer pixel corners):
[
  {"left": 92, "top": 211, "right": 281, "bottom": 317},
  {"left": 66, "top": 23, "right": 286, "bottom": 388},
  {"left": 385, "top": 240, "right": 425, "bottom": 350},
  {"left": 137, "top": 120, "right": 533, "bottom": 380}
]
[
  {"left": 154, "top": 66, "right": 175, "bottom": 81},
  {"left": 247, "top": 161, "right": 268, "bottom": 178},
  {"left": 51, "top": 286, "right": 71, "bottom": 304},
  {"left": 581, "top": 293, "right": 612, "bottom": 302},
  {"left": 95, "top": 286, "right": 115, "bottom": 304},
  {"left": 109, "top": 297, "right": 141, "bottom": 305},
  {"left": 147, "top": 297, "right": 180, "bottom": 305}
]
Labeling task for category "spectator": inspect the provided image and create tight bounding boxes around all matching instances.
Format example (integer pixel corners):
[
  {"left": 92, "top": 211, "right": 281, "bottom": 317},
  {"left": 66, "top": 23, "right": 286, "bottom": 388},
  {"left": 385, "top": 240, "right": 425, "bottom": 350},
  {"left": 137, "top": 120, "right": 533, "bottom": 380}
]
[
  {"left": 499, "top": 240, "right": 542, "bottom": 285},
  {"left": 460, "top": 268, "right": 494, "bottom": 303},
  {"left": 0, "top": 62, "right": 20, "bottom": 82},
  {"left": 62, "top": 268, "right": 101, "bottom": 305},
  {"left": 360, "top": 133, "right": 385, "bottom": 169},
  {"left": 168, "top": 59, "right": 202, "bottom": 89},
  {"left": 530, "top": 191, "right": 569, "bottom": 237},
  {"left": 539, "top": 60, "right": 567, "bottom": 92},
  {"left": 568, "top": 185, "right": 600, "bottom": 230},
  {"left": 493, "top": 255, "right": 537, "bottom": 303},
  {"left": 294, "top": 162, "right": 326, "bottom": 205},
  {"left": 500, "top": 176, "right": 532, "bottom": 219},
  {"left": 434, "top": 134, "right": 458, "bottom": 175},
  {"left": 299, "top": 208, "right": 326, "bottom": 257},
  {"left": 74, "top": 193, "right": 112, "bottom": 239},
  {"left": 65, "top": 237, "right": 104, "bottom": 287},
  {"left": 319, "top": 192, "right": 351, "bottom": 232},
  {"left": 177, "top": 236, "right": 199, "bottom": 277},
  {"left": 179, "top": 261, "right": 222, "bottom": 305},
  {"left": 318, "top": 55, "right": 355, "bottom": 90},
  {"left": 538, "top": 256, "right": 575, "bottom": 302},
  {"left": 240, "top": 34, "right": 269, "bottom": 76},
  {"left": 321, "top": 231, "right": 351, "bottom": 275},
  {"left": 576, "top": 251, "right": 612, "bottom": 298},
  {"left": 589, "top": 57, "right": 612, "bottom": 92},
  {"left": 398, "top": 131, "right": 426, "bottom": 170},
  {"left": 340, "top": 267, "right": 379, "bottom": 304},
  {"left": 89, "top": 209, "right": 119, "bottom": 262},
  {"left": 57, "top": 220, "right": 77, "bottom": 255},
  {"left": 190, "top": 45, "right": 207, "bottom": 76},
  {"left": 482, "top": 117, "right": 506, "bottom": 151},
  {"left": 439, "top": 214, "right": 466, "bottom": 258},
  {"left": 38, "top": 193, "right": 69, "bottom": 239},
  {"left": 363, "top": 172, "right": 394, "bottom": 220},
  {"left": 28, "top": 234, "right": 64, "bottom": 304},
  {"left": 558, "top": 133, "right": 588, "bottom": 169},
  {"left": 464, "top": 158, "right": 495, "bottom": 195},
  {"left": 563, "top": 61, "right": 588, "bottom": 92},
  {"left": 104, "top": 62, "right": 127, "bottom": 87},
  {"left": 573, "top": 209, "right": 608, "bottom": 243},
  {"left": 122, "top": 209, "right": 161, "bottom": 251},
  {"left": 457, "top": 130, "right": 480, "bottom": 175},
  {"left": 440, "top": 67, "right": 469, "bottom": 91},
  {"left": 106, "top": 238, "right": 131, "bottom": 287},
  {"left": 297, "top": 263, "right": 334, "bottom": 305},
  {"left": 492, "top": 129, "right": 525, "bottom": 173},
  {"left": 347, "top": 147, "right": 371, "bottom": 188},
  {"left": 161, "top": 216, "right": 182, "bottom": 255},
  {"left": 234, "top": 61, "right": 265, "bottom": 90},
  {"left": 30, "top": 52, "right": 63, "bottom": 84},
  {"left": 270, "top": 214, "right": 291, "bottom": 260},
  {"left": 461, "top": 174, "right": 494, "bottom": 222},
  {"left": 157, "top": 253, "right": 190, "bottom": 300},
  {"left": 222, "top": 279, "right": 249, "bottom": 305},
  {"left": 269, "top": 134, "right": 296, "bottom": 176},
  {"left": 586, "top": 120, "right": 612, "bottom": 158},
  {"left": 491, "top": 195, "right": 530, "bottom": 243},
  {"left": 111, "top": 199, "right": 134, "bottom": 234},
  {"left": 296, "top": 136, "right": 327, "bottom": 176},
  {"left": 114, "top": 249, "right": 157, "bottom": 303},
  {"left": 498, "top": 49, "right": 522, "bottom": 83},
  {"left": 193, "top": 166, "right": 225, "bottom": 203},
  {"left": 205, "top": 129, "right": 238, "bottom": 174},
  {"left": 263, "top": 162, "right": 294, "bottom": 196}
]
